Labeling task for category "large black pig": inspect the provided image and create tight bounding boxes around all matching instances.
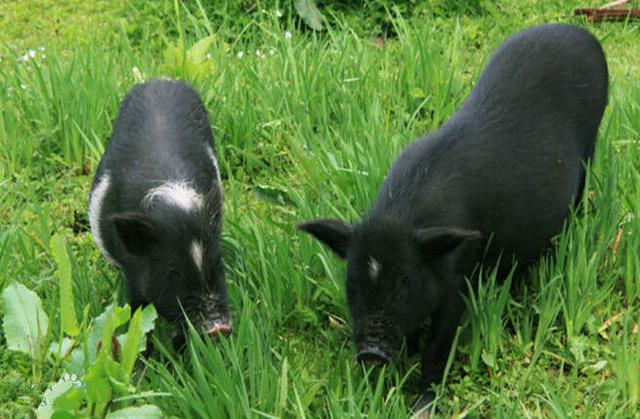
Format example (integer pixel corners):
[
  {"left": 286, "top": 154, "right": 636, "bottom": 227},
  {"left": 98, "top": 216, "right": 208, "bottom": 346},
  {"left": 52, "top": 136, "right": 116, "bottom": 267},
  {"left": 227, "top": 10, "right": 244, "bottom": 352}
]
[
  {"left": 89, "top": 80, "right": 231, "bottom": 337},
  {"left": 299, "top": 24, "right": 608, "bottom": 410}
]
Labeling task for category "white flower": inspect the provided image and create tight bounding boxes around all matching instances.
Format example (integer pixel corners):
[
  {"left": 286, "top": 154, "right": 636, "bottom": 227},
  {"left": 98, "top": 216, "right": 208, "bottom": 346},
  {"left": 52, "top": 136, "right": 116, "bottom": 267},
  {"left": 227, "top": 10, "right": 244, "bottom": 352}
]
[
  {"left": 256, "top": 49, "right": 265, "bottom": 59},
  {"left": 206, "top": 52, "right": 211, "bottom": 60},
  {"left": 28, "top": 49, "right": 36, "bottom": 58},
  {"left": 38, "top": 46, "right": 45, "bottom": 51},
  {"left": 275, "top": 10, "right": 283, "bottom": 18},
  {"left": 18, "top": 54, "right": 28, "bottom": 62},
  {"left": 237, "top": 51, "right": 244, "bottom": 59},
  {"left": 269, "top": 48, "right": 276, "bottom": 56},
  {"left": 284, "top": 31, "right": 292, "bottom": 39},
  {"left": 20, "top": 83, "right": 26, "bottom": 90}
]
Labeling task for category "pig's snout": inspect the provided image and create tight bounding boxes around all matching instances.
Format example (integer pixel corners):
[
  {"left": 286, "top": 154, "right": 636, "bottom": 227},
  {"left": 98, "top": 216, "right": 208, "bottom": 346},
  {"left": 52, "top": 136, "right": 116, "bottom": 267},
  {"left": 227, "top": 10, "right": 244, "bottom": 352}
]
[
  {"left": 354, "top": 316, "right": 401, "bottom": 365},
  {"left": 356, "top": 345, "right": 391, "bottom": 365},
  {"left": 200, "top": 292, "right": 231, "bottom": 338},
  {"left": 207, "top": 321, "right": 232, "bottom": 338},
  {"left": 201, "top": 312, "right": 232, "bottom": 339}
]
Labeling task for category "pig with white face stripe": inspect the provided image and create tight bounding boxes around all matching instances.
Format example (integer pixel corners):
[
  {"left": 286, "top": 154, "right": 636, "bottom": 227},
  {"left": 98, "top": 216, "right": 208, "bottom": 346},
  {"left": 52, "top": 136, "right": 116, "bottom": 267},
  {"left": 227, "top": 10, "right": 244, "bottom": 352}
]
[{"left": 89, "top": 79, "right": 230, "bottom": 337}]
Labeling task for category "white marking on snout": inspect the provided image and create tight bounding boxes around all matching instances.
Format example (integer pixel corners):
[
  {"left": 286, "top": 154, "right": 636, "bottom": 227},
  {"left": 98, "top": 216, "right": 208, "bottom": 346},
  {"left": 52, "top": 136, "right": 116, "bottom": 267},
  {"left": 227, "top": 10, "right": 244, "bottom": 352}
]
[
  {"left": 206, "top": 144, "right": 222, "bottom": 185},
  {"left": 143, "top": 181, "right": 203, "bottom": 212},
  {"left": 191, "top": 240, "right": 204, "bottom": 273},
  {"left": 368, "top": 257, "right": 381, "bottom": 281},
  {"left": 89, "top": 173, "right": 118, "bottom": 265}
]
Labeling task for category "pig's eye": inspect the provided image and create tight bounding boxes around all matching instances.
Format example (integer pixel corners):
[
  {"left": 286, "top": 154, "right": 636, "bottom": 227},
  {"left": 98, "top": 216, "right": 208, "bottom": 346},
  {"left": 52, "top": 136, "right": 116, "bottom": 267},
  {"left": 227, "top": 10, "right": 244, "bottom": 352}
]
[
  {"left": 182, "top": 294, "right": 201, "bottom": 305},
  {"left": 166, "top": 268, "right": 182, "bottom": 279},
  {"left": 392, "top": 277, "right": 407, "bottom": 303}
]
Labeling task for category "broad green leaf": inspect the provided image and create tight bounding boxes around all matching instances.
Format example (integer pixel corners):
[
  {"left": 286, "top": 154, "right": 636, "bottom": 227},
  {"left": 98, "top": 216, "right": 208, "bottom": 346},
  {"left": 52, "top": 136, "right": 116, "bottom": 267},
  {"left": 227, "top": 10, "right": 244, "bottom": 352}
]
[
  {"left": 112, "top": 306, "right": 131, "bottom": 328},
  {"left": 185, "top": 36, "right": 216, "bottom": 80},
  {"left": 481, "top": 350, "right": 497, "bottom": 369},
  {"left": 2, "top": 282, "right": 49, "bottom": 360},
  {"left": 140, "top": 305, "right": 157, "bottom": 338},
  {"left": 101, "top": 305, "right": 130, "bottom": 358},
  {"left": 36, "top": 374, "right": 83, "bottom": 419},
  {"left": 583, "top": 359, "right": 608, "bottom": 374},
  {"left": 161, "top": 35, "right": 215, "bottom": 82},
  {"left": 84, "top": 350, "right": 133, "bottom": 416},
  {"left": 137, "top": 304, "right": 157, "bottom": 352},
  {"left": 87, "top": 304, "right": 115, "bottom": 362},
  {"left": 50, "top": 411, "right": 76, "bottom": 419},
  {"left": 294, "top": 0, "right": 324, "bottom": 31},
  {"left": 53, "top": 388, "right": 84, "bottom": 410},
  {"left": 161, "top": 42, "right": 183, "bottom": 74},
  {"left": 105, "top": 404, "right": 163, "bottom": 419},
  {"left": 84, "top": 354, "right": 112, "bottom": 413},
  {"left": 66, "top": 303, "right": 147, "bottom": 378},
  {"left": 85, "top": 305, "right": 131, "bottom": 412},
  {"left": 569, "top": 335, "right": 590, "bottom": 364},
  {"left": 120, "top": 307, "right": 143, "bottom": 376},
  {"left": 105, "top": 354, "right": 130, "bottom": 395},
  {"left": 187, "top": 34, "right": 216, "bottom": 64},
  {"left": 49, "top": 338, "right": 74, "bottom": 358},
  {"left": 65, "top": 303, "right": 111, "bottom": 376},
  {"left": 66, "top": 347, "right": 86, "bottom": 378},
  {"left": 116, "top": 304, "right": 157, "bottom": 353},
  {"left": 50, "top": 234, "right": 79, "bottom": 336}
]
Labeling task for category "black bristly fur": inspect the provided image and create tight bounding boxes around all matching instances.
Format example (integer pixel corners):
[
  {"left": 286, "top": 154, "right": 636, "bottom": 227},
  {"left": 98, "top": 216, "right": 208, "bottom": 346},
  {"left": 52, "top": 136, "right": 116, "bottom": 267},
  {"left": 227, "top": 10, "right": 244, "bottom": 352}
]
[{"left": 298, "top": 24, "right": 608, "bottom": 411}]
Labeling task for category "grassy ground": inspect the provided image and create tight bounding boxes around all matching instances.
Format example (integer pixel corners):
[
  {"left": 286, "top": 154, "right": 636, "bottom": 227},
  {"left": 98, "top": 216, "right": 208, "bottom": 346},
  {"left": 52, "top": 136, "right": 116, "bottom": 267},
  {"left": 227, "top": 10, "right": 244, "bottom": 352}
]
[{"left": 1, "top": 0, "right": 639, "bottom": 417}]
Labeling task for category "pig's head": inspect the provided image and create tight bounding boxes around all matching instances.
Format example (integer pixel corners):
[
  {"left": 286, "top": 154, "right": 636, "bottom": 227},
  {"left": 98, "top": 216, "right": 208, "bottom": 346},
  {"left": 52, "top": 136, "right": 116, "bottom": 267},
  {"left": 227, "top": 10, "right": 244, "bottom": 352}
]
[
  {"left": 111, "top": 188, "right": 231, "bottom": 338},
  {"left": 298, "top": 217, "right": 480, "bottom": 364}
]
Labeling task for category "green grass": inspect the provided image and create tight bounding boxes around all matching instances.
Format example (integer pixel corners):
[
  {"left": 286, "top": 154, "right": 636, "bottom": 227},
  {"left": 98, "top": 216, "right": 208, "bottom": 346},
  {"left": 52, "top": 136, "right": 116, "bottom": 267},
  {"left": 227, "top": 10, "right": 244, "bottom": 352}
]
[{"left": 1, "top": 0, "right": 639, "bottom": 417}]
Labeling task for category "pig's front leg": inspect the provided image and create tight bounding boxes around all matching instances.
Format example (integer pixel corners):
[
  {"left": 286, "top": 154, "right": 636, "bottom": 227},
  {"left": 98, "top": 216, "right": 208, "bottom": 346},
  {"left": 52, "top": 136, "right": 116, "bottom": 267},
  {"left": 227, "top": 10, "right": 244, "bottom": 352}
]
[
  {"left": 415, "top": 286, "right": 465, "bottom": 414},
  {"left": 126, "top": 280, "right": 145, "bottom": 311},
  {"left": 406, "top": 331, "right": 421, "bottom": 356}
]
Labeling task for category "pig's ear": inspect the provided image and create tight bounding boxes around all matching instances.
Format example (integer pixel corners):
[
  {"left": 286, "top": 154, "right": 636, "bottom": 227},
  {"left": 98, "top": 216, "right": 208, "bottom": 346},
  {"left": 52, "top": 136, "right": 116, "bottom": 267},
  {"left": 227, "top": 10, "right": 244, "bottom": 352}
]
[
  {"left": 414, "top": 226, "right": 481, "bottom": 256},
  {"left": 297, "top": 219, "right": 352, "bottom": 259},
  {"left": 111, "top": 212, "right": 161, "bottom": 256}
]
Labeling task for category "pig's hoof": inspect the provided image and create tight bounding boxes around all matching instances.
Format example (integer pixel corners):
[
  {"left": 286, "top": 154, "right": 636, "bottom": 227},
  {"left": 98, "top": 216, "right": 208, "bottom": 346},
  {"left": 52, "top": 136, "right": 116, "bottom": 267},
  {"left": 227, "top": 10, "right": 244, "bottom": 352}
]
[
  {"left": 411, "top": 410, "right": 430, "bottom": 419},
  {"left": 412, "top": 391, "right": 435, "bottom": 418}
]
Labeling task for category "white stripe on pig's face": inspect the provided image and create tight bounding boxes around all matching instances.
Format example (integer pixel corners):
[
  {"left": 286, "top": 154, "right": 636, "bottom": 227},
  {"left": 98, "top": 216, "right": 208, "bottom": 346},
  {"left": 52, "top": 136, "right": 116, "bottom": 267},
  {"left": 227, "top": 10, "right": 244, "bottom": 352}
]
[
  {"left": 191, "top": 240, "right": 204, "bottom": 274},
  {"left": 368, "top": 257, "right": 381, "bottom": 282},
  {"left": 89, "top": 173, "right": 118, "bottom": 265},
  {"left": 143, "top": 181, "right": 204, "bottom": 212}
]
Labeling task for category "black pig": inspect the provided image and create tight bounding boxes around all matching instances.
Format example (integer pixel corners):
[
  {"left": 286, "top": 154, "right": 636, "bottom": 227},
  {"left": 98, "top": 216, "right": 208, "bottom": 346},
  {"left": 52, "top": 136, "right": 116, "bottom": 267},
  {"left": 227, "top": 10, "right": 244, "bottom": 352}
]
[
  {"left": 299, "top": 24, "right": 608, "bottom": 410},
  {"left": 89, "top": 80, "right": 231, "bottom": 337}
]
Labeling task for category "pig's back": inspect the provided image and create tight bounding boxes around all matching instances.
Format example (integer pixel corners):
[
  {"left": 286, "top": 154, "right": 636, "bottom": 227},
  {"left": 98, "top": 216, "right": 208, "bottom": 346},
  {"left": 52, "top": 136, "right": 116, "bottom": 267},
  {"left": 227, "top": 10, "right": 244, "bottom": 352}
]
[
  {"left": 101, "top": 80, "right": 219, "bottom": 192},
  {"left": 461, "top": 24, "right": 607, "bottom": 158},
  {"left": 373, "top": 24, "right": 608, "bottom": 269}
]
